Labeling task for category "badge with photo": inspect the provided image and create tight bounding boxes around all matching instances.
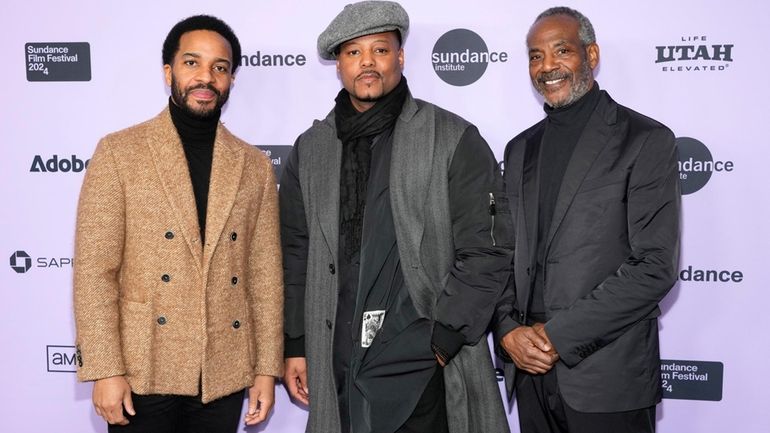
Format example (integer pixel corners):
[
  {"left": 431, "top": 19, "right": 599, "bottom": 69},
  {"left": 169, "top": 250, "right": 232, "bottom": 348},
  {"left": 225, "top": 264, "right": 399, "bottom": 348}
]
[{"left": 361, "top": 310, "right": 386, "bottom": 348}]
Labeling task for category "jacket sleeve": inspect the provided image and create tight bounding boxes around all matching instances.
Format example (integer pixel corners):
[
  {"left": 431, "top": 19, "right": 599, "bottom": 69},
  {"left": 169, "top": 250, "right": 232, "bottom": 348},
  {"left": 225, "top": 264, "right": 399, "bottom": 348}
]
[
  {"left": 279, "top": 140, "right": 308, "bottom": 358},
  {"left": 545, "top": 126, "right": 681, "bottom": 367},
  {"left": 247, "top": 156, "right": 285, "bottom": 377},
  {"left": 432, "top": 126, "right": 514, "bottom": 363},
  {"left": 73, "top": 138, "right": 127, "bottom": 381},
  {"left": 491, "top": 136, "right": 525, "bottom": 362}
]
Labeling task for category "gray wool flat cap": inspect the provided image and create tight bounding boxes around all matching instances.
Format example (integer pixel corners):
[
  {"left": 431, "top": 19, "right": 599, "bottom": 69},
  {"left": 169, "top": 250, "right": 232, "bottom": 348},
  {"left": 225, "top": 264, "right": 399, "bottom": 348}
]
[{"left": 317, "top": 1, "right": 409, "bottom": 60}]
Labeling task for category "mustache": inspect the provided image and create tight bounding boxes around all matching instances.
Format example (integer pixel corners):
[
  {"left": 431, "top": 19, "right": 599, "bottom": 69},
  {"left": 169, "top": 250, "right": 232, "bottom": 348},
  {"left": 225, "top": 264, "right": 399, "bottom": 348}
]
[
  {"left": 186, "top": 83, "right": 221, "bottom": 96},
  {"left": 356, "top": 70, "right": 382, "bottom": 80},
  {"left": 537, "top": 71, "right": 571, "bottom": 84}
]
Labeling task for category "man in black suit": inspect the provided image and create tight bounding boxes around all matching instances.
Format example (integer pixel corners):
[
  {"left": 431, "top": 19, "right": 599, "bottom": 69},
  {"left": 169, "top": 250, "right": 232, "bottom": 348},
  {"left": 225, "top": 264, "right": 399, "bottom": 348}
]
[{"left": 494, "top": 6, "right": 680, "bottom": 433}]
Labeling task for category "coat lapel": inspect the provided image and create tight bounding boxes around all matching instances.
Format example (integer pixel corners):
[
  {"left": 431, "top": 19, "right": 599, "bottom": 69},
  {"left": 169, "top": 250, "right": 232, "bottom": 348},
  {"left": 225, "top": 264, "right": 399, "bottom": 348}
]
[
  {"left": 545, "top": 91, "right": 618, "bottom": 250},
  {"left": 390, "top": 94, "right": 430, "bottom": 253},
  {"left": 147, "top": 109, "right": 203, "bottom": 273},
  {"left": 314, "top": 113, "right": 342, "bottom": 260},
  {"left": 202, "top": 126, "right": 245, "bottom": 273}
]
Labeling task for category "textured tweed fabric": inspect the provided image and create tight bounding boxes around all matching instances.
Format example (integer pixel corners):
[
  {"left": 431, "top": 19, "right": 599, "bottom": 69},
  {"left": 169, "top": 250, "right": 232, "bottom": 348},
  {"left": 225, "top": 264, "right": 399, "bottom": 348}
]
[
  {"left": 73, "top": 108, "right": 283, "bottom": 403},
  {"left": 317, "top": 0, "right": 409, "bottom": 60}
]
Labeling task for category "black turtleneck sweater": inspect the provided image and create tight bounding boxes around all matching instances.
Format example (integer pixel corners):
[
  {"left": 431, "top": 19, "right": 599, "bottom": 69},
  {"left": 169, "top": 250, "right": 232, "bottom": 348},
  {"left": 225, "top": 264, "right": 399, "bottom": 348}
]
[
  {"left": 168, "top": 99, "right": 220, "bottom": 243},
  {"left": 530, "top": 83, "right": 601, "bottom": 321}
]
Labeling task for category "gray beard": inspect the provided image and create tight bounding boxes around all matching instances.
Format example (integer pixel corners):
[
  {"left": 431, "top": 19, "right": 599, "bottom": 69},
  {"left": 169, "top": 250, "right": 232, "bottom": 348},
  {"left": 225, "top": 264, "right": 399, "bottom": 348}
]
[{"left": 545, "top": 59, "right": 593, "bottom": 109}]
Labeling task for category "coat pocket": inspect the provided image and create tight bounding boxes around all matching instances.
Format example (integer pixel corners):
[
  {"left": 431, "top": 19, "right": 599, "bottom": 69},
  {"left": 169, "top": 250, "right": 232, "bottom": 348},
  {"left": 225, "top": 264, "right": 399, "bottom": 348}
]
[{"left": 118, "top": 298, "right": 152, "bottom": 379}]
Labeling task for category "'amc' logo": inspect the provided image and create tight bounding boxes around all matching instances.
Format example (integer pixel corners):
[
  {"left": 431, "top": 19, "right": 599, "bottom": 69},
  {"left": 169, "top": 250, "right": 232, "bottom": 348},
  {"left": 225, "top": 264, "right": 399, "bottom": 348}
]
[{"left": 47, "top": 345, "right": 77, "bottom": 373}]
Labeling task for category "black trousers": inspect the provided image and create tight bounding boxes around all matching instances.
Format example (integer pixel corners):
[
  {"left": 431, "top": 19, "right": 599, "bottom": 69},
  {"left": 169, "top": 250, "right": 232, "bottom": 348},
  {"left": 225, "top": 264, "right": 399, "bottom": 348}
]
[
  {"left": 107, "top": 389, "right": 245, "bottom": 433},
  {"left": 515, "top": 369, "right": 656, "bottom": 433},
  {"left": 394, "top": 365, "right": 449, "bottom": 433}
]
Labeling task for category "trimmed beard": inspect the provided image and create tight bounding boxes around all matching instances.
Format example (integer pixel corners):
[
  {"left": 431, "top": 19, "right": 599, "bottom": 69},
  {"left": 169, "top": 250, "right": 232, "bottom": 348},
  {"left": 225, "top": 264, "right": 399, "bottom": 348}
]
[
  {"left": 535, "top": 51, "right": 594, "bottom": 109},
  {"left": 170, "top": 75, "right": 229, "bottom": 120}
]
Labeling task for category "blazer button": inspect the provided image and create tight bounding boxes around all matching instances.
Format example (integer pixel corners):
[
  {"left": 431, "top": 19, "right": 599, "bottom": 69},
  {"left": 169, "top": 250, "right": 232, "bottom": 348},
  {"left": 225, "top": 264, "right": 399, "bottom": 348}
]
[
  {"left": 526, "top": 267, "right": 531, "bottom": 276},
  {"left": 161, "top": 274, "right": 171, "bottom": 282},
  {"left": 157, "top": 316, "right": 167, "bottom": 325},
  {"left": 165, "top": 231, "right": 174, "bottom": 240},
  {"left": 518, "top": 312, "right": 525, "bottom": 322},
  {"left": 230, "top": 232, "right": 237, "bottom": 241},
  {"left": 325, "top": 319, "right": 332, "bottom": 329},
  {"left": 233, "top": 320, "right": 241, "bottom": 329},
  {"left": 329, "top": 264, "right": 336, "bottom": 274},
  {"left": 231, "top": 276, "right": 238, "bottom": 285}
]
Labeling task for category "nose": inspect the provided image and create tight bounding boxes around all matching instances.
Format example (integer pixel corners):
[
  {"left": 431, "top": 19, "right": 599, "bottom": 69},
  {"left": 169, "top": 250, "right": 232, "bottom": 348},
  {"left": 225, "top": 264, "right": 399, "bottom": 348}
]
[
  {"left": 195, "top": 67, "right": 214, "bottom": 84},
  {"left": 541, "top": 53, "right": 559, "bottom": 72},
  {"left": 360, "top": 50, "right": 374, "bottom": 68}
]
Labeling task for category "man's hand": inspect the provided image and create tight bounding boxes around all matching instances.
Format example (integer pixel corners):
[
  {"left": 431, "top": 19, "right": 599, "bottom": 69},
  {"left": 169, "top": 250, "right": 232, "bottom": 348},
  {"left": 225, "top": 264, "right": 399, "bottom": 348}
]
[
  {"left": 283, "top": 357, "right": 309, "bottom": 405},
  {"left": 435, "top": 354, "right": 446, "bottom": 367},
  {"left": 245, "top": 375, "right": 275, "bottom": 426},
  {"left": 500, "top": 323, "right": 559, "bottom": 374},
  {"left": 93, "top": 375, "right": 134, "bottom": 425}
]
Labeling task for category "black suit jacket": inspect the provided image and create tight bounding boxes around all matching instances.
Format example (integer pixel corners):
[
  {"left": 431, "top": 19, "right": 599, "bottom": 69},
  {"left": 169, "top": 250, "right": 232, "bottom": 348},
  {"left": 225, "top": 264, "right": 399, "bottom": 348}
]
[{"left": 495, "top": 90, "right": 680, "bottom": 412}]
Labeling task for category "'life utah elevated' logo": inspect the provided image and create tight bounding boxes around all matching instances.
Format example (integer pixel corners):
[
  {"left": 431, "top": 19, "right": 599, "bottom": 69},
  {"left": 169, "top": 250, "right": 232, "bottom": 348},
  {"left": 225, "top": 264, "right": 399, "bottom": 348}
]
[
  {"left": 655, "top": 35, "right": 733, "bottom": 72},
  {"left": 432, "top": 29, "right": 508, "bottom": 86}
]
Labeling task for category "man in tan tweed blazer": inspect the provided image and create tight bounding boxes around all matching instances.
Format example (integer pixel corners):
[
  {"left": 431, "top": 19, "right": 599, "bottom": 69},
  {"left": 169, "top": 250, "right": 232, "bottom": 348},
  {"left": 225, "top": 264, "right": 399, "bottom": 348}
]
[{"left": 73, "top": 15, "right": 283, "bottom": 432}]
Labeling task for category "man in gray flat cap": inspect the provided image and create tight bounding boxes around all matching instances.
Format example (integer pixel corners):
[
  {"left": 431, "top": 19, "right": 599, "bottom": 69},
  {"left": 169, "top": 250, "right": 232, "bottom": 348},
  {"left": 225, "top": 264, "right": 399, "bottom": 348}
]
[{"left": 279, "top": 1, "right": 513, "bottom": 433}]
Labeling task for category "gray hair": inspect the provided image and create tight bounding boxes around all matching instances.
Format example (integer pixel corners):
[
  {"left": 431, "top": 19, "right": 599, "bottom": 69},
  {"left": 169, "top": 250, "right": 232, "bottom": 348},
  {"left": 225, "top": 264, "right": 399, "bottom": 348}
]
[{"left": 535, "top": 6, "right": 596, "bottom": 46}]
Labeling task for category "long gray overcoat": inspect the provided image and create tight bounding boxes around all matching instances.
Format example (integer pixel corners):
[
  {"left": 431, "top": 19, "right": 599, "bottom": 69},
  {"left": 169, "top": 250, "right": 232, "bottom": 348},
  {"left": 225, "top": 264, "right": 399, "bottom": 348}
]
[{"left": 294, "top": 94, "right": 510, "bottom": 433}]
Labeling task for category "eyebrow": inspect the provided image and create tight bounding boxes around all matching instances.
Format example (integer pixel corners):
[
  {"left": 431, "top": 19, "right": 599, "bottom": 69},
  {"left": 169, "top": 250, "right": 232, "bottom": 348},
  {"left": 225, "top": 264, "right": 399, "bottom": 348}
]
[
  {"left": 181, "top": 52, "right": 231, "bottom": 65},
  {"left": 529, "top": 39, "right": 571, "bottom": 52}
]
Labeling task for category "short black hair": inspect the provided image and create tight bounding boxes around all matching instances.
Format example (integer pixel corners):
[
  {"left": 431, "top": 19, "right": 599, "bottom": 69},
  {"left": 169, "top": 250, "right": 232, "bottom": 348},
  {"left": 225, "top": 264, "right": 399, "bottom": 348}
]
[{"left": 162, "top": 15, "right": 242, "bottom": 74}]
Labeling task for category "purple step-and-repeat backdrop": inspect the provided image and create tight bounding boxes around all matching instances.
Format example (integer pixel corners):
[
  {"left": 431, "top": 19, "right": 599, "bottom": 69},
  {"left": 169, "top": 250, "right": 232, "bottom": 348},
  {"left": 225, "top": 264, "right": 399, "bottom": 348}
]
[{"left": 1, "top": 0, "right": 768, "bottom": 431}]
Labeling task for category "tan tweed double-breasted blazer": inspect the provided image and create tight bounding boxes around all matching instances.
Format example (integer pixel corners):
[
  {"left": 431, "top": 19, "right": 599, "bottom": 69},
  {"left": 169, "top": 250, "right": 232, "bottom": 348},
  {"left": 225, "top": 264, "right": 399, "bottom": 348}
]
[{"left": 73, "top": 108, "right": 283, "bottom": 403}]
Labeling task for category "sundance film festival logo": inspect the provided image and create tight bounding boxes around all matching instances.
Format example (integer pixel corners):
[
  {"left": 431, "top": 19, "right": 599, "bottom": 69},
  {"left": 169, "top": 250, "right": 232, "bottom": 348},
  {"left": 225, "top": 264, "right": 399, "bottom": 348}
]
[
  {"left": 432, "top": 29, "right": 508, "bottom": 86},
  {"left": 256, "top": 145, "right": 292, "bottom": 181},
  {"left": 25, "top": 42, "right": 91, "bottom": 81},
  {"left": 10, "top": 251, "right": 32, "bottom": 274},
  {"left": 30, "top": 154, "right": 90, "bottom": 173},
  {"left": 661, "top": 359, "right": 723, "bottom": 401},
  {"left": 8, "top": 250, "right": 73, "bottom": 273},
  {"left": 676, "top": 137, "right": 733, "bottom": 195},
  {"left": 655, "top": 36, "right": 733, "bottom": 72}
]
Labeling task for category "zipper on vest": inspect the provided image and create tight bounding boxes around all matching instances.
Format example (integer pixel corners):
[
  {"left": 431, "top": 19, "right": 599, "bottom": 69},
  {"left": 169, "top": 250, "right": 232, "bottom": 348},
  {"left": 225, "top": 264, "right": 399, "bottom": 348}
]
[{"left": 489, "top": 192, "right": 497, "bottom": 246}]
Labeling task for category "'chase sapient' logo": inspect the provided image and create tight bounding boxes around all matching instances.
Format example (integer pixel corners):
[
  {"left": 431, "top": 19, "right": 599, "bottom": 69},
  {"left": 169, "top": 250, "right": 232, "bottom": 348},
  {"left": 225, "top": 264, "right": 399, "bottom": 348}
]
[
  {"left": 8, "top": 250, "right": 73, "bottom": 274},
  {"left": 10, "top": 251, "right": 32, "bottom": 273}
]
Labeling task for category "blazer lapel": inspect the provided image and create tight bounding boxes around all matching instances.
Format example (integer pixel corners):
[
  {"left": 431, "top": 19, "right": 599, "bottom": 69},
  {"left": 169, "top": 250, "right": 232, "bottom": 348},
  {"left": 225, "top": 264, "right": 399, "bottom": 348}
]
[
  {"left": 202, "top": 126, "right": 245, "bottom": 273},
  {"left": 519, "top": 127, "right": 543, "bottom": 306},
  {"left": 545, "top": 92, "right": 618, "bottom": 250},
  {"left": 148, "top": 109, "right": 203, "bottom": 273}
]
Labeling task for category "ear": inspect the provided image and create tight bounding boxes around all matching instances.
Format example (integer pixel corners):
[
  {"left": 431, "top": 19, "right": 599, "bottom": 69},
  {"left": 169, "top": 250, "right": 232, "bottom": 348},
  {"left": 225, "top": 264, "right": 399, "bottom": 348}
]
[
  {"left": 398, "top": 47, "right": 405, "bottom": 71},
  {"left": 586, "top": 43, "right": 600, "bottom": 70},
  {"left": 163, "top": 64, "right": 172, "bottom": 87}
]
